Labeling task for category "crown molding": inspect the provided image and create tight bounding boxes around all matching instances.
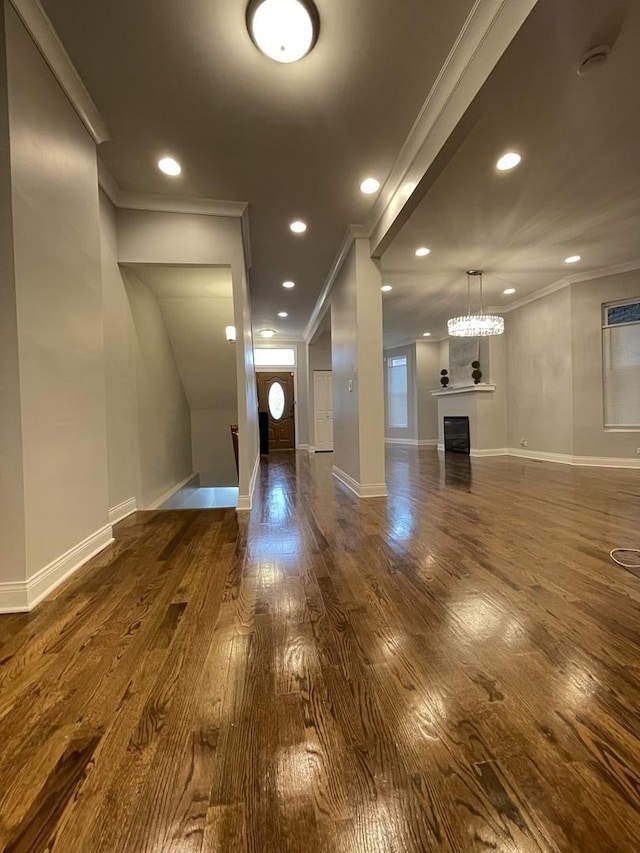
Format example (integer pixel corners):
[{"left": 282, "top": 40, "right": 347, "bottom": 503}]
[
  {"left": 487, "top": 258, "right": 640, "bottom": 314},
  {"left": 10, "top": 0, "right": 110, "bottom": 144},
  {"left": 303, "top": 0, "right": 539, "bottom": 343},
  {"left": 303, "top": 224, "right": 368, "bottom": 342},
  {"left": 366, "top": 0, "right": 540, "bottom": 257},
  {"left": 98, "top": 159, "right": 248, "bottom": 219}
]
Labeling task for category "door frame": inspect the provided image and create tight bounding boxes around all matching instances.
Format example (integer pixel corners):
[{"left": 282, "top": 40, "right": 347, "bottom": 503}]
[{"left": 255, "top": 366, "right": 300, "bottom": 450}]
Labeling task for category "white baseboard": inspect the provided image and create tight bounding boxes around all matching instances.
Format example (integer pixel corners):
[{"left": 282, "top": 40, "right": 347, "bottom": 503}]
[
  {"left": 297, "top": 443, "right": 309, "bottom": 451},
  {"left": 332, "top": 465, "right": 387, "bottom": 498},
  {"left": 108, "top": 497, "right": 137, "bottom": 525},
  {"left": 385, "top": 438, "right": 438, "bottom": 446},
  {"left": 146, "top": 473, "right": 198, "bottom": 510},
  {"left": 237, "top": 452, "right": 261, "bottom": 511},
  {"left": 433, "top": 445, "right": 640, "bottom": 469},
  {"left": 507, "top": 448, "right": 573, "bottom": 465},
  {"left": 0, "top": 523, "right": 114, "bottom": 614},
  {"left": 307, "top": 446, "right": 316, "bottom": 453}
]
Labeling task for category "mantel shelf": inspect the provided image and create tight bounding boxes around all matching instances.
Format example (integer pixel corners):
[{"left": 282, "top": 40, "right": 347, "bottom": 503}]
[{"left": 430, "top": 383, "right": 496, "bottom": 397}]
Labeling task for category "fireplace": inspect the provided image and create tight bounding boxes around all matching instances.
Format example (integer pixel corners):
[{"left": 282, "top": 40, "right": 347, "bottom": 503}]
[{"left": 443, "top": 416, "right": 470, "bottom": 454}]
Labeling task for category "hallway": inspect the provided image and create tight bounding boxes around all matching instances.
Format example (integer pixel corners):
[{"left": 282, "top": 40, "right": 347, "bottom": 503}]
[{"left": 0, "top": 449, "right": 639, "bottom": 851}]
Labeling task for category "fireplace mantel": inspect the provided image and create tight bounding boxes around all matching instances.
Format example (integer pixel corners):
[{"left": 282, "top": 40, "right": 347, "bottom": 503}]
[{"left": 431, "top": 383, "right": 496, "bottom": 397}]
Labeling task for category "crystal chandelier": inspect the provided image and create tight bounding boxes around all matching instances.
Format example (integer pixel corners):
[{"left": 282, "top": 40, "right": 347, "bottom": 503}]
[{"left": 447, "top": 270, "right": 505, "bottom": 337}]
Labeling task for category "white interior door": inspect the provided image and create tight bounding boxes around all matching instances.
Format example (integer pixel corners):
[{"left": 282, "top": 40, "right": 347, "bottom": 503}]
[{"left": 313, "top": 371, "right": 333, "bottom": 451}]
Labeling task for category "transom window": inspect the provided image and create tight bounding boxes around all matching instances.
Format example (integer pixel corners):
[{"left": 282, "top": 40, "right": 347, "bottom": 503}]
[{"left": 254, "top": 347, "right": 296, "bottom": 367}]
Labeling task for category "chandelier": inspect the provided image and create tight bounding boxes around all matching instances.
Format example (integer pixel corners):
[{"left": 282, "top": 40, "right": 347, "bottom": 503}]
[{"left": 447, "top": 270, "right": 505, "bottom": 337}]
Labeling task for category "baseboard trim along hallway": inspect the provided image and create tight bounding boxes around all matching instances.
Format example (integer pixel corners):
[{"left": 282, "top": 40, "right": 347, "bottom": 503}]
[
  {"left": 0, "top": 523, "right": 114, "bottom": 613},
  {"left": 108, "top": 497, "right": 137, "bottom": 525}
]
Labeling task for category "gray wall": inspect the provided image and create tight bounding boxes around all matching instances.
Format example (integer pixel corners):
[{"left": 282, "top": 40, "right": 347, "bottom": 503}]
[
  {"left": 0, "top": 3, "right": 26, "bottom": 584},
  {"left": 7, "top": 6, "right": 109, "bottom": 576},
  {"left": 122, "top": 268, "right": 193, "bottom": 506},
  {"left": 191, "top": 410, "right": 238, "bottom": 487},
  {"left": 415, "top": 341, "right": 441, "bottom": 442},
  {"left": 506, "top": 287, "right": 574, "bottom": 454},
  {"left": 331, "top": 245, "right": 360, "bottom": 481},
  {"left": 116, "top": 208, "right": 259, "bottom": 506}
]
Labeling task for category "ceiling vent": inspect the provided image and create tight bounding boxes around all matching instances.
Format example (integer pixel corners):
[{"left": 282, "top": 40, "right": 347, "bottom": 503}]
[{"left": 577, "top": 45, "right": 611, "bottom": 76}]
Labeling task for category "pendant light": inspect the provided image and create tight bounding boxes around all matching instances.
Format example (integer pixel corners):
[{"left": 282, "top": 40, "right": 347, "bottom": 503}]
[{"left": 447, "top": 270, "right": 505, "bottom": 337}]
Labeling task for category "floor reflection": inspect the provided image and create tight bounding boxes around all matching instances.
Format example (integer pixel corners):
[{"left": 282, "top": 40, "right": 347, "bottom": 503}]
[{"left": 444, "top": 452, "right": 472, "bottom": 490}]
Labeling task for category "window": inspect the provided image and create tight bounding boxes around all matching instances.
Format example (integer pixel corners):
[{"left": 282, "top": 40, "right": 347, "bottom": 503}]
[
  {"left": 268, "top": 382, "right": 286, "bottom": 420},
  {"left": 603, "top": 300, "right": 640, "bottom": 428},
  {"left": 254, "top": 347, "right": 296, "bottom": 367},
  {"left": 387, "top": 355, "right": 408, "bottom": 428}
]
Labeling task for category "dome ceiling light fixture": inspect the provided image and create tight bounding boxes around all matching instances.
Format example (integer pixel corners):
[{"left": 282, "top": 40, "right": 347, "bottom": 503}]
[
  {"left": 247, "top": 0, "right": 320, "bottom": 64},
  {"left": 447, "top": 270, "right": 505, "bottom": 337}
]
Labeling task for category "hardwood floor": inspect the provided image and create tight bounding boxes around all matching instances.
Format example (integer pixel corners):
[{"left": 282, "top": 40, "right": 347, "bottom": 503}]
[{"left": 1, "top": 448, "right": 640, "bottom": 852}]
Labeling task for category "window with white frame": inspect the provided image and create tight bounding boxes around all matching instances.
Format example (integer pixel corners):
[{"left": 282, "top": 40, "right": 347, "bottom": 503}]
[
  {"left": 387, "top": 355, "right": 409, "bottom": 428},
  {"left": 602, "top": 300, "right": 640, "bottom": 428}
]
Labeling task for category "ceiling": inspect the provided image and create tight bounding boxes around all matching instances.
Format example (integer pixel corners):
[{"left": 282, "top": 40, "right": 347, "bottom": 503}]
[
  {"left": 41, "top": 0, "right": 476, "bottom": 339},
  {"left": 381, "top": 0, "right": 640, "bottom": 346},
  {"left": 125, "top": 265, "right": 237, "bottom": 410}
]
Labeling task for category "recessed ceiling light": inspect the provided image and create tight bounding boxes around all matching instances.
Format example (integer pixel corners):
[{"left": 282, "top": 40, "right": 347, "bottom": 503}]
[
  {"left": 415, "top": 247, "right": 430, "bottom": 257},
  {"left": 360, "top": 177, "right": 380, "bottom": 195},
  {"left": 564, "top": 255, "right": 581, "bottom": 264},
  {"left": 381, "top": 285, "right": 392, "bottom": 292},
  {"left": 289, "top": 220, "right": 307, "bottom": 233},
  {"left": 282, "top": 280, "right": 295, "bottom": 289},
  {"left": 422, "top": 332, "right": 431, "bottom": 337},
  {"left": 158, "top": 156, "right": 181, "bottom": 176},
  {"left": 247, "top": 0, "right": 319, "bottom": 64},
  {"left": 278, "top": 311, "right": 288, "bottom": 317},
  {"left": 496, "top": 151, "right": 522, "bottom": 171},
  {"left": 260, "top": 329, "right": 276, "bottom": 338},
  {"left": 503, "top": 288, "right": 516, "bottom": 295}
]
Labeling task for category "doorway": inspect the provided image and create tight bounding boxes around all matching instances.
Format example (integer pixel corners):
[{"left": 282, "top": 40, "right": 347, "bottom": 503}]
[
  {"left": 257, "top": 371, "right": 296, "bottom": 451},
  {"left": 313, "top": 370, "right": 333, "bottom": 451}
]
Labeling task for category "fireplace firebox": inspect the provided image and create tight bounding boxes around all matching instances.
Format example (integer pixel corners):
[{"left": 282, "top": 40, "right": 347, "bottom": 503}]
[{"left": 443, "top": 416, "right": 470, "bottom": 454}]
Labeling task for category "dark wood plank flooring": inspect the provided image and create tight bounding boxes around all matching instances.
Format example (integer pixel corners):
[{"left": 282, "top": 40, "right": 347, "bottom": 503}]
[{"left": 1, "top": 448, "right": 640, "bottom": 852}]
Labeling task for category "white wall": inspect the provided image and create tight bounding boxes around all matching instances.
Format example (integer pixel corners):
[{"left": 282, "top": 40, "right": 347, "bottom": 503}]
[{"left": 7, "top": 5, "right": 110, "bottom": 577}]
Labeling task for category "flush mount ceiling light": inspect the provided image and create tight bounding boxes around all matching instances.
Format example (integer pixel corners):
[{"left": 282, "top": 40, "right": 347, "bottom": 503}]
[
  {"left": 496, "top": 151, "right": 522, "bottom": 171},
  {"left": 360, "top": 177, "right": 380, "bottom": 195},
  {"left": 278, "top": 311, "right": 288, "bottom": 317},
  {"left": 448, "top": 270, "right": 505, "bottom": 337},
  {"left": 289, "top": 220, "right": 307, "bottom": 233},
  {"left": 415, "top": 247, "right": 430, "bottom": 257},
  {"left": 260, "top": 329, "right": 276, "bottom": 338},
  {"left": 225, "top": 325, "right": 237, "bottom": 343},
  {"left": 422, "top": 332, "right": 432, "bottom": 337},
  {"left": 282, "top": 280, "right": 295, "bottom": 289},
  {"left": 381, "top": 285, "right": 393, "bottom": 292},
  {"left": 247, "top": 0, "right": 319, "bottom": 63},
  {"left": 565, "top": 255, "right": 581, "bottom": 264},
  {"left": 503, "top": 287, "right": 516, "bottom": 295},
  {"left": 158, "top": 156, "right": 181, "bottom": 176}
]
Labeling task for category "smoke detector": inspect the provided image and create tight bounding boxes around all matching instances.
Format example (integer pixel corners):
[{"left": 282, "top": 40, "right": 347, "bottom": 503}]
[{"left": 577, "top": 45, "right": 611, "bottom": 76}]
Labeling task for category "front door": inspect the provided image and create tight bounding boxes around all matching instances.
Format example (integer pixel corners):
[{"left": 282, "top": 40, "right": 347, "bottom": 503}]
[{"left": 257, "top": 371, "right": 295, "bottom": 450}]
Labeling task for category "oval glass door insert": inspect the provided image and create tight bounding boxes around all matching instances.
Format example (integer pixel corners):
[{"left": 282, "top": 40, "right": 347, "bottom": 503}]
[{"left": 268, "top": 381, "right": 286, "bottom": 420}]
